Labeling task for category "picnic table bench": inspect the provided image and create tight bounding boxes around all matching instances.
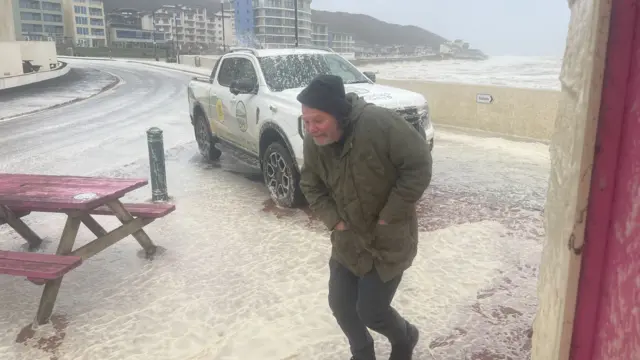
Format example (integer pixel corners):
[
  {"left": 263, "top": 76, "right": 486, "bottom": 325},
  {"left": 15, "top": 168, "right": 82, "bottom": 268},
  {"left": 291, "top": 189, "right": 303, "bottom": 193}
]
[{"left": 0, "top": 174, "right": 175, "bottom": 325}]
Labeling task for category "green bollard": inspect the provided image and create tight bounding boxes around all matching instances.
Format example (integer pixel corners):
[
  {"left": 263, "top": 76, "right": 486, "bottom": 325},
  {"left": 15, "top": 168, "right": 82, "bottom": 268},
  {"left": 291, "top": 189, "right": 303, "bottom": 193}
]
[{"left": 147, "top": 127, "right": 168, "bottom": 202}]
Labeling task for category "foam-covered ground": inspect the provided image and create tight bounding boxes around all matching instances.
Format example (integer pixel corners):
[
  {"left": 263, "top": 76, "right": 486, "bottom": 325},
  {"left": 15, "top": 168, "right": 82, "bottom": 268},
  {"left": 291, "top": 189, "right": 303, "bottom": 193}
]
[{"left": 0, "top": 127, "right": 549, "bottom": 360}]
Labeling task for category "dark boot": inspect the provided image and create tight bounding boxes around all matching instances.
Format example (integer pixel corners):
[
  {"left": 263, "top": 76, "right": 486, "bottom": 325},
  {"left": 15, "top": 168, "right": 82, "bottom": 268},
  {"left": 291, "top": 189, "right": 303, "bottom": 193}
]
[
  {"left": 351, "top": 344, "right": 376, "bottom": 360},
  {"left": 389, "top": 323, "right": 419, "bottom": 360}
]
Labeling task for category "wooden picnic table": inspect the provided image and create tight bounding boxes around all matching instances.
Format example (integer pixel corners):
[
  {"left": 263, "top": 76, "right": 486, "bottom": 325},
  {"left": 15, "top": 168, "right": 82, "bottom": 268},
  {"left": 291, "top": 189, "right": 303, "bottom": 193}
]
[{"left": 0, "top": 173, "right": 175, "bottom": 325}]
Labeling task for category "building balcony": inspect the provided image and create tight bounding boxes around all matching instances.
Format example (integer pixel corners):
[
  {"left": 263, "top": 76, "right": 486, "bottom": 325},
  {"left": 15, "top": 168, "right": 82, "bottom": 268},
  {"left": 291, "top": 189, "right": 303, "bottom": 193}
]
[
  {"left": 255, "top": 15, "right": 311, "bottom": 23},
  {"left": 254, "top": 6, "right": 312, "bottom": 15},
  {"left": 256, "top": 33, "right": 311, "bottom": 38}
]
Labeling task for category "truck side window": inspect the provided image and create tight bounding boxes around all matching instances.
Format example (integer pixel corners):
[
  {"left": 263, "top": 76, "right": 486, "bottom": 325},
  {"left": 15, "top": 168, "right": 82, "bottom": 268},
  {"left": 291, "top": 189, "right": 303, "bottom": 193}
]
[
  {"left": 217, "top": 57, "right": 257, "bottom": 88},
  {"left": 217, "top": 58, "right": 237, "bottom": 87},
  {"left": 235, "top": 58, "right": 258, "bottom": 86}
]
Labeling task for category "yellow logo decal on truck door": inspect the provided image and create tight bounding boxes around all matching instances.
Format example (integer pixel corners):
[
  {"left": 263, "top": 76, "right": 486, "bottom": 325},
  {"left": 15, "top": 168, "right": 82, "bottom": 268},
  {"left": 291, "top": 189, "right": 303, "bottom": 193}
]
[{"left": 216, "top": 99, "right": 225, "bottom": 122}]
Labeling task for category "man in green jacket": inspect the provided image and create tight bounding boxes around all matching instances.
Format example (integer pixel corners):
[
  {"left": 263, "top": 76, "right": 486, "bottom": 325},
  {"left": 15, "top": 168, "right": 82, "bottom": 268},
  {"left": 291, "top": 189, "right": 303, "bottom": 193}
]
[{"left": 297, "top": 74, "right": 433, "bottom": 360}]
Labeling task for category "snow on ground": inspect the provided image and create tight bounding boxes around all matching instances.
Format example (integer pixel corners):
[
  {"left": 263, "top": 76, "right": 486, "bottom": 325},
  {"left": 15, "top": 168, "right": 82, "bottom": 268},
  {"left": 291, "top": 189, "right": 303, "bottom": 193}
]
[
  {"left": 0, "top": 64, "right": 118, "bottom": 121},
  {"left": 0, "top": 128, "right": 550, "bottom": 360}
]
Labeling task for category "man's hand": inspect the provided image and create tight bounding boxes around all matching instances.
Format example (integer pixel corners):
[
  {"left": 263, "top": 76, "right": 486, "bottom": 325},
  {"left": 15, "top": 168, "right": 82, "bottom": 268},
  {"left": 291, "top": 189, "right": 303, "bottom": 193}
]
[{"left": 334, "top": 221, "right": 348, "bottom": 231}]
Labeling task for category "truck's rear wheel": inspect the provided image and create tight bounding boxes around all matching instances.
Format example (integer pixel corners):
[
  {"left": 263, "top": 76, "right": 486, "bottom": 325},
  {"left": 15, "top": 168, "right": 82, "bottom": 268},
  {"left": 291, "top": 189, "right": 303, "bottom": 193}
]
[
  {"left": 262, "top": 142, "right": 304, "bottom": 208},
  {"left": 194, "top": 111, "right": 222, "bottom": 161}
]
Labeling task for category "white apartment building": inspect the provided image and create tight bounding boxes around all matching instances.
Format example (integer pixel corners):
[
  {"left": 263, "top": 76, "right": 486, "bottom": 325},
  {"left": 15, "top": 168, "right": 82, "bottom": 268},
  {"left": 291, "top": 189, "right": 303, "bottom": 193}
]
[
  {"left": 140, "top": 7, "right": 176, "bottom": 42},
  {"left": 329, "top": 31, "right": 354, "bottom": 53},
  {"left": 253, "top": 0, "right": 313, "bottom": 48},
  {"left": 142, "top": 5, "right": 234, "bottom": 50},
  {"left": 211, "top": 10, "right": 235, "bottom": 48},
  {"left": 311, "top": 22, "right": 328, "bottom": 47},
  {"left": 63, "top": 0, "right": 106, "bottom": 47},
  {"left": 13, "top": 0, "right": 65, "bottom": 42}
]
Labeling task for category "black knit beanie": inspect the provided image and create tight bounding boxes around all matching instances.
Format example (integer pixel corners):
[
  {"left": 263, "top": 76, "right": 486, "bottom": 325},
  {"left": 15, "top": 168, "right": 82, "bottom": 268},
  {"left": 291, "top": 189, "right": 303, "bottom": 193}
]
[{"left": 297, "top": 74, "right": 351, "bottom": 124}]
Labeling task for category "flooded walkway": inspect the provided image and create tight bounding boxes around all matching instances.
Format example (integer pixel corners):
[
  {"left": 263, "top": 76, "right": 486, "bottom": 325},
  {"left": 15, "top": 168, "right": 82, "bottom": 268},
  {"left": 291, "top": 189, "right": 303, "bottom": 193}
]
[{"left": 0, "top": 130, "right": 549, "bottom": 360}]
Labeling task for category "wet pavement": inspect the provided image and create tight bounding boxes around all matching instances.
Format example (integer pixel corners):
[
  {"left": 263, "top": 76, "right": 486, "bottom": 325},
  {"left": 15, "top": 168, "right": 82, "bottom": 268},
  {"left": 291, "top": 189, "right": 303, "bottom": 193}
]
[{"left": 0, "top": 60, "right": 550, "bottom": 360}]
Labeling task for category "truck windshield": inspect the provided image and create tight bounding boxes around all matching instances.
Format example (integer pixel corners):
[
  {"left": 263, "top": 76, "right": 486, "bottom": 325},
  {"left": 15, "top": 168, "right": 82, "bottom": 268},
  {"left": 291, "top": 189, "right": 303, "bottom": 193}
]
[{"left": 258, "top": 53, "right": 371, "bottom": 92}]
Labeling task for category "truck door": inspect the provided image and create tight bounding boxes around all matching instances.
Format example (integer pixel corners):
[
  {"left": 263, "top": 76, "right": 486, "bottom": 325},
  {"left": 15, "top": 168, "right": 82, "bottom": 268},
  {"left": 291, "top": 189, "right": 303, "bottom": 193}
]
[
  {"left": 228, "top": 57, "right": 260, "bottom": 156},
  {"left": 214, "top": 57, "right": 246, "bottom": 149}
]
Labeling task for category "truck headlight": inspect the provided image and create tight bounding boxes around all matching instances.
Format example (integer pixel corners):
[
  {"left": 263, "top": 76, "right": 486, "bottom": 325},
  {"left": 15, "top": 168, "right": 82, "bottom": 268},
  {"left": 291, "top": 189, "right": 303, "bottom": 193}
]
[{"left": 419, "top": 102, "right": 430, "bottom": 125}]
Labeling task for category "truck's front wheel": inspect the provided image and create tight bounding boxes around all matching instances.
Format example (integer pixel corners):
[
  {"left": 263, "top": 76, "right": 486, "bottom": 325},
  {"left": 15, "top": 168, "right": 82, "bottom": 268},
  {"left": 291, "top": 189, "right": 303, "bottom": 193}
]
[
  {"left": 194, "top": 112, "right": 222, "bottom": 161},
  {"left": 262, "top": 142, "right": 305, "bottom": 208}
]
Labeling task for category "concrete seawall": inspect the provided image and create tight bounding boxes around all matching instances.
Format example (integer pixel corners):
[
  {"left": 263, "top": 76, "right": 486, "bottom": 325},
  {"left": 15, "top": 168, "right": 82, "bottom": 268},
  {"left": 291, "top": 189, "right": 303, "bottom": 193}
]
[
  {"left": 379, "top": 79, "right": 561, "bottom": 142},
  {"left": 0, "top": 61, "right": 70, "bottom": 90},
  {"left": 179, "top": 55, "right": 220, "bottom": 70}
]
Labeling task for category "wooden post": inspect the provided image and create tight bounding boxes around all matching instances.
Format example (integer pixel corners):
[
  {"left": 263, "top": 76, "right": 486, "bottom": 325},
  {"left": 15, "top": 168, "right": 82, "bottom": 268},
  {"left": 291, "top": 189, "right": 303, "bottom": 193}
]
[
  {"left": 530, "top": 0, "right": 613, "bottom": 358},
  {"left": 0, "top": 205, "right": 42, "bottom": 249},
  {"left": 568, "top": 0, "right": 640, "bottom": 359},
  {"left": 35, "top": 215, "right": 81, "bottom": 325}
]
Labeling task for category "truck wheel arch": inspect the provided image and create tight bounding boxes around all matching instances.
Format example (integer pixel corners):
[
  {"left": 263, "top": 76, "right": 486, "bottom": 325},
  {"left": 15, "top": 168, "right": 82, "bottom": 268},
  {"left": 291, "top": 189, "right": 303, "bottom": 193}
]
[
  {"left": 259, "top": 123, "right": 299, "bottom": 171},
  {"left": 192, "top": 102, "right": 206, "bottom": 125}
]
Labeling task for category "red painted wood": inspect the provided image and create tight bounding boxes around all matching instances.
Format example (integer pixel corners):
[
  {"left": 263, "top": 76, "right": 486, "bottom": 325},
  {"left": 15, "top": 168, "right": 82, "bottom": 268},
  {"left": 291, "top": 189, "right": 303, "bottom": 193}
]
[
  {"left": 0, "top": 210, "right": 30, "bottom": 226},
  {"left": 571, "top": 1, "right": 640, "bottom": 359},
  {"left": 90, "top": 202, "right": 176, "bottom": 218},
  {"left": 9, "top": 202, "right": 176, "bottom": 219},
  {"left": 0, "top": 250, "right": 82, "bottom": 280},
  {"left": 0, "top": 174, "right": 148, "bottom": 211}
]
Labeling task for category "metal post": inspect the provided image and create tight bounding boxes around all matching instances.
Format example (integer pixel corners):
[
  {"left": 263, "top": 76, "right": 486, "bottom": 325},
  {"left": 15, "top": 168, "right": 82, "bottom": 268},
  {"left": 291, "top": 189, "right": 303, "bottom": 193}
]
[
  {"left": 221, "top": 1, "right": 226, "bottom": 52},
  {"left": 152, "top": 10, "right": 158, "bottom": 61},
  {"left": 173, "top": 13, "right": 179, "bottom": 63},
  {"left": 294, "top": 0, "right": 299, "bottom": 47},
  {"left": 146, "top": 127, "right": 168, "bottom": 202}
]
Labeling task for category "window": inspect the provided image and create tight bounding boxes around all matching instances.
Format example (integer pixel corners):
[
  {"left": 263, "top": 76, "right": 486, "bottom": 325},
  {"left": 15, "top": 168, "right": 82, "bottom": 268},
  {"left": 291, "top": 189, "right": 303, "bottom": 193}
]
[
  {"left": 22, "top": 23, "right": 43, "bottom": 33},
  {"left": 74, "top": 5, "right": 87, "bottom": 14},
  {"left": 76, "top": 27, "right": 89, "bottom": 35},
  {"left": 19, "top": 0, "right": 40, "bottom": 9},
  {"left": 43, "top": 14, "right": 63, "bottom": 22},
  {"left": 90, "top": 18, "right": 104, "bottom": 26},
  {"left": 89, "top": 7, "right": 102, "bottom": 16},
  {"left": 42, "top": 1, "right": 62, "bottom": 11},
  {"left": 20, "top": 12, "right": 41, "bottom": 21},
  {"left": 75, "top": 16, "right": 88, "bottom": 25},
  {"left": 44, "top": 25, "right": 64, "bottom": 34},
  {"left": 91, "top": 28, "right": 105, "bottom": 36},
  {"left": 115, "top": 30, "right": 154, "bottom": 39},
  {"left": 217, "top": 58, "right": 257, "bottom": 88}
]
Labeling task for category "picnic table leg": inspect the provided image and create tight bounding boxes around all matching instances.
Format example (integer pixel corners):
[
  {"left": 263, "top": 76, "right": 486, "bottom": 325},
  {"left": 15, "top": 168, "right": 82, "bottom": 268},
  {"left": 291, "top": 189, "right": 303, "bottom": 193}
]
[
  {"left": 80, "top": 214, "right": 107, "bottom": 237},
  {"left": 106, "top": 200, "right": 157, "bottom": 257},
  {"left": 0, "top": 205, "right": 42, "bottom": 249},
  {"left": 35, "top": 215, "right": 81, "bottom": 325}
]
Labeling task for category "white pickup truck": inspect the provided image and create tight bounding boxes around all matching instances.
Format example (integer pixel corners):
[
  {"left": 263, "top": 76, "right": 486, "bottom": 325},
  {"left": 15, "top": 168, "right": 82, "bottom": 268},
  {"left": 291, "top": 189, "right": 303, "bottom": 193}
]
[{"left": 188, "top": 47, "right": 435, "bottom": 208}]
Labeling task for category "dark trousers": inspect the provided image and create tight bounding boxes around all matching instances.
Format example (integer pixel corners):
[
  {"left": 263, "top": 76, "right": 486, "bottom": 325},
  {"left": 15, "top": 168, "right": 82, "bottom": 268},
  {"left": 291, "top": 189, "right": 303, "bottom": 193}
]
[{"left": 328, "top": 259, "right": 410, "bottom": 359}]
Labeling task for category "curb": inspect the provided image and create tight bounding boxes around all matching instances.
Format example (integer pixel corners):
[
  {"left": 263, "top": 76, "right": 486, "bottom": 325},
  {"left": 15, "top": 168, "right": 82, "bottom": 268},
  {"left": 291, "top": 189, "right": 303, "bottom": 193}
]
[
  {"left": 58, "top": 56, "right": 116, "bottom": 61},
  {"left": 434, "top": 123, "right": 550, "bottom": 145}
]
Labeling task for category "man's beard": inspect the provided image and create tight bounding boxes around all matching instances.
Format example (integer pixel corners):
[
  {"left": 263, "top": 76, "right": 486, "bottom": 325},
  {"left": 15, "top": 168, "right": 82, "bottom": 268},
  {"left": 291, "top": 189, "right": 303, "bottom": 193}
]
[{"left": 313, "top": 136, "right": 338, "bottom": 146}]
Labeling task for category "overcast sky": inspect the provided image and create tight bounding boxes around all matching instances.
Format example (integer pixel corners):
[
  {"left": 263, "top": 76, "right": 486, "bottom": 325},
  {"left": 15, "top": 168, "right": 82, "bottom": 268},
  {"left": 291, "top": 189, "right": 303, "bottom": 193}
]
[{"left": 312, "top": 0, "right": 571, "bottom": 57}]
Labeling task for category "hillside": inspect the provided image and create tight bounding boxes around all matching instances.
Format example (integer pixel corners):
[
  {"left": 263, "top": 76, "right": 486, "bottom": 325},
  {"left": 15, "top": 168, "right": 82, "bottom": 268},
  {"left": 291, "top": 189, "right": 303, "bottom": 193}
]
[
  {"left": 311, "top": 10, "right": 447, "bottom": 48},
  {"left": 102, "top": 0, "right": 448, "bottom": 47}
]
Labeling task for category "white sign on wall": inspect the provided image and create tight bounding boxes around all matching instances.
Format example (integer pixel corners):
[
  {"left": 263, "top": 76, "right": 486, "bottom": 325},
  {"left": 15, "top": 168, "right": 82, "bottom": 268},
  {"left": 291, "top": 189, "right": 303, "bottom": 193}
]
[{"left": 476, "top": 93, "right": 494, "bottom": 104}]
